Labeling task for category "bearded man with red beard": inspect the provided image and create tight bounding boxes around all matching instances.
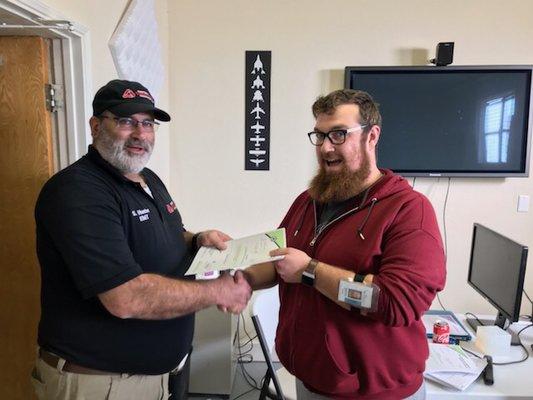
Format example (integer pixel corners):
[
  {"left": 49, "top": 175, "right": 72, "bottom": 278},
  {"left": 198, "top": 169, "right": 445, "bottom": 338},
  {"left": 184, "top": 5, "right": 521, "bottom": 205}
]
[
  {"left": 245, "top": 90, "right": 446, "bottom": 400},
  {"left": 32, "top": 80, "right": 251, "bottom": 400}
]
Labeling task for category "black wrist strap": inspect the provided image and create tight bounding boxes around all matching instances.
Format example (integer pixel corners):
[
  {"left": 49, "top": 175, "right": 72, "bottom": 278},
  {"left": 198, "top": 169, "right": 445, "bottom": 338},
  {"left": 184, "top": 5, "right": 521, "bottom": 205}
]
[
  {"left": 354, "top": 273, "right": 365, "bottom": 283},
  {"left": 191, "top": 232, "right": 201, "bottom": 252},
  {"left": 302, "top": 259, "right": 319, "bottom": 287}
]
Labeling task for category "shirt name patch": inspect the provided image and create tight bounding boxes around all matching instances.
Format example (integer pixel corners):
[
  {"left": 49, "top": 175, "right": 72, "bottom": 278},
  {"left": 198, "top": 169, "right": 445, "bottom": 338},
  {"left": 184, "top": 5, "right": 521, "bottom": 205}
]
[{"left": 131, "top": 208, "right": 150, "bottom": 222}]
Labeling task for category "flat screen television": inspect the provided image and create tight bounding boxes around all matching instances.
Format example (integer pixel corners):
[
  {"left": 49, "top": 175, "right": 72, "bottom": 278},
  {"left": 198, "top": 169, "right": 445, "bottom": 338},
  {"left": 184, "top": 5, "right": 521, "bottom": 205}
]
[
  {"left": 466, "top": 223, "right": 528, "bottom": 344},
  {"left": 345, "top": 66, "right": 533, "bottom": 177}
]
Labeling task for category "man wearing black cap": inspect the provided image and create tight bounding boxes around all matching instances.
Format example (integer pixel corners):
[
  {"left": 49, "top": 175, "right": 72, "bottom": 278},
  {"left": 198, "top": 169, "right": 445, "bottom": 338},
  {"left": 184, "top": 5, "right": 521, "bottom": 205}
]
[{"left": 31, "top": 80, "right": 251, "bottom": 400}]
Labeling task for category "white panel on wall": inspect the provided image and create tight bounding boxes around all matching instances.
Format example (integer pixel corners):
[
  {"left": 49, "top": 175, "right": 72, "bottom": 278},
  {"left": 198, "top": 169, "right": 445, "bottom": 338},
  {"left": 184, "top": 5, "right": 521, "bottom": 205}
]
[{"left": 109, "top": 0, "right": 164, "bottom": 98}]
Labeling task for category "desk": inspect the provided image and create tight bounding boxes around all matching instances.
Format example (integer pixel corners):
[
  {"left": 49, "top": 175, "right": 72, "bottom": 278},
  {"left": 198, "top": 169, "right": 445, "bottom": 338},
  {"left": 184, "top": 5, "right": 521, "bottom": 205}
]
[{"left": 427, "top": 314, "right": 533, "bottom": 399}]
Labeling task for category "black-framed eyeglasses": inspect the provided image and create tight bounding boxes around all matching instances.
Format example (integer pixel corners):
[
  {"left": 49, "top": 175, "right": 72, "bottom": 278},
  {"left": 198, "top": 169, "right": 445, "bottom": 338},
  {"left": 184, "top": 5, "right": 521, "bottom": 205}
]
[
  {"left": 307, "top": 125, "right": 367, "bottom": 146},
  {"left": 99, "top": 115, "right": 160, "bottom": 132}
]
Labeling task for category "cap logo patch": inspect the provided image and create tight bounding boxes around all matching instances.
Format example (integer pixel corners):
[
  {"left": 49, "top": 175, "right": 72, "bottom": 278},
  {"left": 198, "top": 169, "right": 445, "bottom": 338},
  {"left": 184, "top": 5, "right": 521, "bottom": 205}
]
[
  {"left": 122, "top": 89, "right": 136, "bottom": 99},
  {"left": 136, "top": 90, "right": 154, "bottom": 102}
]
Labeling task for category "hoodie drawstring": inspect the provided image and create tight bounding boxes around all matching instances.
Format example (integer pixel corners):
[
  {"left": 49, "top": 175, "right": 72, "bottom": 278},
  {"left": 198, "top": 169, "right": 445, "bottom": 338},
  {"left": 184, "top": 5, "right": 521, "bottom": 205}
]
[
  {"left": 357, "top": 197, "right": 377, "bottom": 240},
  {"left": 294, "top": 199, "right": 312, "bottom": 237}
]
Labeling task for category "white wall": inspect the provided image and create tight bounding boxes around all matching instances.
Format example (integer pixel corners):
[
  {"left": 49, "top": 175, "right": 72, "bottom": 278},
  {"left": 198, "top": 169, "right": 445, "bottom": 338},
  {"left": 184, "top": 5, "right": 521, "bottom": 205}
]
[
  {"left": 168, "top": 0, "right": 533, "bottom": 317},
  {"left": 42, "top": 0, "right": 171, "bottom": 183}
]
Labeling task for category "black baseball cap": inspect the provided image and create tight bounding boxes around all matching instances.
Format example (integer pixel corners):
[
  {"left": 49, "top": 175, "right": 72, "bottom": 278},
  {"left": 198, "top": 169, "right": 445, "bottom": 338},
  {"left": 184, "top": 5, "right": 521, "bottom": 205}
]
[{"left": 92, "top": 79, "right": 171, "bottom": 122}]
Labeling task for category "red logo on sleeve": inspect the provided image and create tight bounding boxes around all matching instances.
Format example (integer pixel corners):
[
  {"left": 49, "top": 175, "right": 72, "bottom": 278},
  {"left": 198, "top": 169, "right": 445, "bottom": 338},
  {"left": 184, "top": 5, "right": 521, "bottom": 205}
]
[{"left": 166, "top": 201, "right": 177, "bottom": 214}]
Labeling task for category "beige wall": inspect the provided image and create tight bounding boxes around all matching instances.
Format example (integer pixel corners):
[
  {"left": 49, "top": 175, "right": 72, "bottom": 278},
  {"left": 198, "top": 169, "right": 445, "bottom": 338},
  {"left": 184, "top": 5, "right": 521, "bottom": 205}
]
[
  {"left": 168, "top": 0, "right": 533, "bottom": 316},
  {"left": 36, "top": 0, "right": 533, "bottom": 318},
  {"left": 43, "top": 0, "right": 171, "bottom": 183}
]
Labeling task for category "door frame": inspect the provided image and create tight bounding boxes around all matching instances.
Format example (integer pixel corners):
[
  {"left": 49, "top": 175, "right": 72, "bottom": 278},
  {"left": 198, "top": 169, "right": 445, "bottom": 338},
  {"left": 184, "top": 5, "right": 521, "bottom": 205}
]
[{"left": 0, "top": 0, "right": 91, "bottom": 164}]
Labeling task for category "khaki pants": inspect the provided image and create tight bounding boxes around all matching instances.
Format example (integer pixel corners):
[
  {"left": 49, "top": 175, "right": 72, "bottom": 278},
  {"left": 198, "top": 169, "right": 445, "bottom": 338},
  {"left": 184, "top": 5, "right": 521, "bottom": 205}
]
[{"left": 31, "top": 357, "right": 169, "bottom": 400}]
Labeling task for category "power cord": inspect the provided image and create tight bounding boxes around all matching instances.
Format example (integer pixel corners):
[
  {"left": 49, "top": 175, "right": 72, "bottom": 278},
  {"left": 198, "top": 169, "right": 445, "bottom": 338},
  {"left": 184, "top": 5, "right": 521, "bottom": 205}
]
[
  {"left": 232, "top": 386, "right": 257, "bottom": 400},
  {"left": 464, "top": 312, "right": 485, "bottom": 327},
  {"left": 235, "top": 314, "right": 262, "bottom": 392},
  {"left": 460, "top": 322, "right": 533, "bottom": 365},
  {"left": 442, "top": 177, "right": 451, "bottom": 261},
  {"left": 524, "top": 289, "right": 533, "bottom": 320},
  {"left": 435, "top": 177, "right": 452, "bottom": 311}
]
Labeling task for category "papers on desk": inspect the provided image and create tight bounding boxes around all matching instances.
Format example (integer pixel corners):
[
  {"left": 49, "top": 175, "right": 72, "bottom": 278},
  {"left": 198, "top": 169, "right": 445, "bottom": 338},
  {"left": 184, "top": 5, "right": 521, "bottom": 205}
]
[
  {"left": 185, "top": 228, "right": 286, "bottom": 277},
  {"left": 424, "top": 343, "right": 487, "bottom": 391}
]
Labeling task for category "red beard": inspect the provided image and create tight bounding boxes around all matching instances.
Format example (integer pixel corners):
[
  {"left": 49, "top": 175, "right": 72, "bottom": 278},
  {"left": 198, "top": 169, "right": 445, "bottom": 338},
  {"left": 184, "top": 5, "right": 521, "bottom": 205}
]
[{"left": 308, "top": 154, "right": 371, "bottom": 203}]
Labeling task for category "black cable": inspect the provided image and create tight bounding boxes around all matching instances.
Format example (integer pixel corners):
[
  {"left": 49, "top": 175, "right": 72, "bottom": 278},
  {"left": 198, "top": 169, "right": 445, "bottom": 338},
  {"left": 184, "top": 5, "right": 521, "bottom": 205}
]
[
  {"left": 464, "top": 311, "right": 515, "bottom": 331},
  {"left": 236, "top": 314, "right": 257, "bottom": 357},
  {"left": 239, "top": 335, "right": 258, "bottom": 350},
  {"left": 461, "top": 341, "right": 530, "bottom": 366},
  {"left": 493, "top": 344, "right": 529, "bottom": 365},
  {"left": 461, "top": 323, "right": 532, "bottom": 366},
  {"left": 465, "top": 312, "right": 485, "bottom": 326},
  {"left": 236, "top": 315, "right": 261, "bottom": 391},
  {"left": 232, "top": 386, "right": 257, "bottom": 400},
  {"left": 412, "top": 177, "right": 417, "bottom": 189},
  {"left": 524, "top": 289, "right": 533, "bottom": 304},
  {"left": 436, "top": 294, "right": 447, "bottom": 311},
  {"left": 435, "top": 177, "right": 451, "bottom": 311},
  {"left": 241, "top": 314, "right": 256, "bottom": 345},
  {"left": 460, "top": 346, "right": 483, "bottom": 359},
  {"left": 442, "top": 177, "right": 451, "bottom": 260}
]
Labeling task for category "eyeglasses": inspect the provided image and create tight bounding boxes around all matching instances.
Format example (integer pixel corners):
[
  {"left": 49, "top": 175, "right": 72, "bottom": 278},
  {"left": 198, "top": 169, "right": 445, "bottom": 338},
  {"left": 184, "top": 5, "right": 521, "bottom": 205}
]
[
  {"left": 100, "top": 116, "right": 160, "bottom": 132},
  {"left": 307, "top": 125, "right": 367, "bottom": 146}
]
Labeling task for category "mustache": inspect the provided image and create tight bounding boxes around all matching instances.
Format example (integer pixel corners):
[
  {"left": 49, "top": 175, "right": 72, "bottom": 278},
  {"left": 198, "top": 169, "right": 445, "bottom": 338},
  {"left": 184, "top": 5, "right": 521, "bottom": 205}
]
[{"left": 124, "top": 138, "right": 152, "bottom": 152}]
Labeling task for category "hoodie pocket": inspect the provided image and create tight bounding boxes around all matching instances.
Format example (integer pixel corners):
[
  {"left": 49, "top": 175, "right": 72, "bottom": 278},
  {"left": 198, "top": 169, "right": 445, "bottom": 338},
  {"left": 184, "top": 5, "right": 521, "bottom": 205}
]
[
  {"left": 325, "top": 331, "right": 358, "bottom": 376},
  {"left": 292, "top": 332, "right": 360, "bottom": 396}
]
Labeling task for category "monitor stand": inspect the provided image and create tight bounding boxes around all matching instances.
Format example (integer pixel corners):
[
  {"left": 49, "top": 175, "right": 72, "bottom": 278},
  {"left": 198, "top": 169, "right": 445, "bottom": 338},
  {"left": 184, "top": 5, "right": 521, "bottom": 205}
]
[{"left": 466, "top": 312, "right": 521, "bottom": 345}]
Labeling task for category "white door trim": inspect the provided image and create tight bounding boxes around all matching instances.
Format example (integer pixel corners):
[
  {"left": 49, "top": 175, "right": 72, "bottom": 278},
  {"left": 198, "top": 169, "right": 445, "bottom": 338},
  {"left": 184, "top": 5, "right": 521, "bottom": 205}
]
[{"left": 0, "top": 0, "right": 92, "bottom": 164}]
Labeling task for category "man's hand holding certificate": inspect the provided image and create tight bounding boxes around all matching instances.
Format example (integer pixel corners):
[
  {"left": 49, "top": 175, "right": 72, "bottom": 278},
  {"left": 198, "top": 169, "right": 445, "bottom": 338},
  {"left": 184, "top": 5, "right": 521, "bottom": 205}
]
[{"left": 186, "top": 228, "right": 286, "bottom": 278}]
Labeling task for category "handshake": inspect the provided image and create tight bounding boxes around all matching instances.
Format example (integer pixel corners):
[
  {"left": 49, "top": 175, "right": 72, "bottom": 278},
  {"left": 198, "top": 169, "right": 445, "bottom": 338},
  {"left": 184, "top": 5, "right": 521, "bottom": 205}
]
[
  {"left": 193, "top": 229, "right": 313, "bottom": 315},
  {"left": 210, "top": 270, "right": 252, "bottom": 315}
]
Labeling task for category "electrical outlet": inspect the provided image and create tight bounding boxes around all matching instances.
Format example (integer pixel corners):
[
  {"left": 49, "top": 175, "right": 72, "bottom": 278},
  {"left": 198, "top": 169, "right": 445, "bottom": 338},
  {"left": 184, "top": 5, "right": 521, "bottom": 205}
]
[{"left": 517, "top": 195, "right": 529, "bottom": 212}]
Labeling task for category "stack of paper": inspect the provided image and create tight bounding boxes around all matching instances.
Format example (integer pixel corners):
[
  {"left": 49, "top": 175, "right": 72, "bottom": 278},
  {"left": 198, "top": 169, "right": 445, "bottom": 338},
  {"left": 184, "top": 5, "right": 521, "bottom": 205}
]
[
  {"left": 186, "top": 228, "right": 286, "bottom": 277},
  {"left": 424, "top": 343, "right": 487, "bottom": 391}
]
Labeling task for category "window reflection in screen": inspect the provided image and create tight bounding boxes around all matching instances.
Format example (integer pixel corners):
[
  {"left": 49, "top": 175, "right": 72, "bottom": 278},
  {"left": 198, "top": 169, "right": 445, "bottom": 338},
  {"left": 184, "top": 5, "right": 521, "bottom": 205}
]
[{"left": 483, "top": 95, "right": 515, "bottom": 164}]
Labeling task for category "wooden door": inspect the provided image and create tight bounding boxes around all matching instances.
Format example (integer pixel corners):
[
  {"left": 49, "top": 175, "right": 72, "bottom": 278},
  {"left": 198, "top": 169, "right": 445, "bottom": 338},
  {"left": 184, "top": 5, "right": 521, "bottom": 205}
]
[{"left": 0, "top": 36, "right": 53, "bottom": 400}]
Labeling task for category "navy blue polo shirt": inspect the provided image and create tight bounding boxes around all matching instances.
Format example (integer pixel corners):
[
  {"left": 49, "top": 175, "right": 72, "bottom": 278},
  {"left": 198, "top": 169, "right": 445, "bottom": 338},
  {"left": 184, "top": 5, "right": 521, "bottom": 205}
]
[{"left": 35, "top": 145, "right": 194, "bottom": 374}]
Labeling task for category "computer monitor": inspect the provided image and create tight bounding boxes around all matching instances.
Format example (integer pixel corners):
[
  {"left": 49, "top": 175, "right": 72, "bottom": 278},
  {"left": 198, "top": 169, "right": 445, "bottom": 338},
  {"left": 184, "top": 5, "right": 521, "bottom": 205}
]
[{"left": 467, "top": 223, "right": 528, "bottom": 344}]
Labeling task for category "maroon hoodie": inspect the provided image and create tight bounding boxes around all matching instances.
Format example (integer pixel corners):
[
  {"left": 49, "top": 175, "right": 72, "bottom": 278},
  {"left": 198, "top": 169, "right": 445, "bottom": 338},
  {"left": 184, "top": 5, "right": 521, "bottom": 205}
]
[{"left": 275, "top": 169, "right": 446, "bottom": 399}]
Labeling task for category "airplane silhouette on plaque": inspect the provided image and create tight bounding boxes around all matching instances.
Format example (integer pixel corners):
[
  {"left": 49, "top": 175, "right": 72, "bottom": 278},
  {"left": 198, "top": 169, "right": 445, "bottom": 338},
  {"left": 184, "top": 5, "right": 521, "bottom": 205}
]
[
  {"left": 251, "top": 122, "right": 265, "bottom": 134},
  {"left": 252, "top": 76, "right": 265, "bottom": 89},
  {"left": 251, "top": 103, "right": 266, "bottom": 119},
  {"left": 250, "top": 136, "right": 266, "bottom": 146},
  {"left": 252, "top": 90, "right": 265, "bottom": 102},
  {"left": 251, "top": 55, "right": 266, "bottom": 75},
  {"left": 249, "top": 158, "right": 266, "bottom": 167}
]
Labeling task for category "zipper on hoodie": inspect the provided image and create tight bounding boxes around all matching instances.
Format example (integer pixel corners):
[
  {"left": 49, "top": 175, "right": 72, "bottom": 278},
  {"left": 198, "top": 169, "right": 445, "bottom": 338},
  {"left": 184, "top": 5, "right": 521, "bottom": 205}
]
[{"left": 309, "top": 202, "right": 360, "bottom": 247}]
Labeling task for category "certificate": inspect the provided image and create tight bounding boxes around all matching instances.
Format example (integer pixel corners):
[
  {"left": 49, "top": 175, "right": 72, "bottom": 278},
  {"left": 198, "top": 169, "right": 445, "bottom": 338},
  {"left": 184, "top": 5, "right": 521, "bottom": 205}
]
[{"left": 185, "top": 228, "right": 286, "bottom": 276}]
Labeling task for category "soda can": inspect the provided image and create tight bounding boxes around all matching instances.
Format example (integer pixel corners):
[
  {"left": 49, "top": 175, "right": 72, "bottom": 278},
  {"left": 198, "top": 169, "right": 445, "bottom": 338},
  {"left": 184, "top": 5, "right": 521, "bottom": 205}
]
[{"left": 433, "top": 320, "right": 450, "bottom": 344}]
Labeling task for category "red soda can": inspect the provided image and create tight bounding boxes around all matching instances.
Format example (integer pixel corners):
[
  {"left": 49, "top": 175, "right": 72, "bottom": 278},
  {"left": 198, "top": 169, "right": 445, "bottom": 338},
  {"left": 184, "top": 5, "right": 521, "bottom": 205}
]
[{"left": 433, "top": 320, "right": 450, "bottom": 344}]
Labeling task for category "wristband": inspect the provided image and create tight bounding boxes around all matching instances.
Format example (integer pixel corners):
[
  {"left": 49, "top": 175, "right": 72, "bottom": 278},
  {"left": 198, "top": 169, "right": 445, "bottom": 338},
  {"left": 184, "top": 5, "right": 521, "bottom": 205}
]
[
  {"left": 301, "top": 258, "right": 319, "bottom": 287},
  {"left": 191, "top": 232, "right": 202, "bottom": 252}
]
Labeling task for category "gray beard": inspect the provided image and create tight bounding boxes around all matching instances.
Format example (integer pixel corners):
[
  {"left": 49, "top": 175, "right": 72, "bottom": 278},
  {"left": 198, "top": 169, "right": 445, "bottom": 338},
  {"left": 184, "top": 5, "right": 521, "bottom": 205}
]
[{"left": 94, "top": 129, "right": 153, "bottom": 175}]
